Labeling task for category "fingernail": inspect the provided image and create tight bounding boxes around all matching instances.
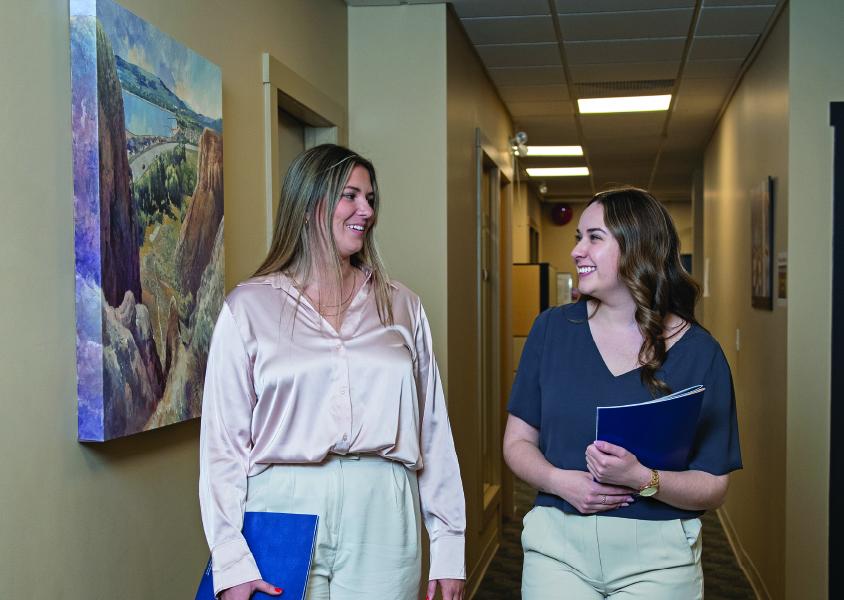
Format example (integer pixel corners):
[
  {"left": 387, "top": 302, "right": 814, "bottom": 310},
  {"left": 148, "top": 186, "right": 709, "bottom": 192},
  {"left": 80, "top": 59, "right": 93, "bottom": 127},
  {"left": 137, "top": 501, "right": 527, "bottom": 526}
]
[{"left": 275, "top": 588, "right": 283, "bottom": 594}]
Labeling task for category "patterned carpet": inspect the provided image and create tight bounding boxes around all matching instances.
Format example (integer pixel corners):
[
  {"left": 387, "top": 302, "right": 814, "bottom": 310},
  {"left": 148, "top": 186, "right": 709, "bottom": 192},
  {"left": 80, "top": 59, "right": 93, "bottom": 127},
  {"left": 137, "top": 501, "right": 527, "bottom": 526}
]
[{"left": 475, "top": 480, "right": 756, "bottom": 599}]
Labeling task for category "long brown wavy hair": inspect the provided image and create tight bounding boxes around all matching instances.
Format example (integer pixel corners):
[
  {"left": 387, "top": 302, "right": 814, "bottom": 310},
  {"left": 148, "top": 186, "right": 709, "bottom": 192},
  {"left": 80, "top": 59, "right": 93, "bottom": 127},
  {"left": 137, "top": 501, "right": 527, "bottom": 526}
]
[
  {"left": 586, "top": 187, "right": 700, "bottom": 396},
  {"left": 253, "top": 144, "right": 393, "bottom": 325}
]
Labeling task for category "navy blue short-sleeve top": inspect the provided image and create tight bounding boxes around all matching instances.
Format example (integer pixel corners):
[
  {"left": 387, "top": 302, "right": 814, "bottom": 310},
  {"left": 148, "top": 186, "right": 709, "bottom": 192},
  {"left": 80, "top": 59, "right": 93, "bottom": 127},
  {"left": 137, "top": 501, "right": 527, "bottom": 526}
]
[{"left": 508, "top": 300, "right": 742, "bottom": 520}]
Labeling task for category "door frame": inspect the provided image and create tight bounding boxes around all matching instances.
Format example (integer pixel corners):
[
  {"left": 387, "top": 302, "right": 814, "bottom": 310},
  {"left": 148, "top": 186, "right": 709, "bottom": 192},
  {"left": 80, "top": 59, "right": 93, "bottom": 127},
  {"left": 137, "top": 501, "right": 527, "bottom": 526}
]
[{"left": 262, "top": 53, "right": 347, "bottom": 248}]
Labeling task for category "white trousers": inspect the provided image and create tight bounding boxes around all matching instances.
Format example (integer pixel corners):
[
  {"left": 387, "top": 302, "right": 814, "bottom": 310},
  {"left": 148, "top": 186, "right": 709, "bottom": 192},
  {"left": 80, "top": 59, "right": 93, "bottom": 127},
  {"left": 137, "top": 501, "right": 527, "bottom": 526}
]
[
  {"left": 521, "top": 506, "right": 704, "bottom": 599},
  {"left": 245, "top": 455, "right": 421, "bottom": 600}
]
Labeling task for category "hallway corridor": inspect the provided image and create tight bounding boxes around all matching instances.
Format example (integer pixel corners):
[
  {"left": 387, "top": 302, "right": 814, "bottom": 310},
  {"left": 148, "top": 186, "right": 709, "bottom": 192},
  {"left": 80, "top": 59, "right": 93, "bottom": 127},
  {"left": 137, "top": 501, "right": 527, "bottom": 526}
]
[{"left": 475, "top": 480, "right": 756, "bottom": 599}]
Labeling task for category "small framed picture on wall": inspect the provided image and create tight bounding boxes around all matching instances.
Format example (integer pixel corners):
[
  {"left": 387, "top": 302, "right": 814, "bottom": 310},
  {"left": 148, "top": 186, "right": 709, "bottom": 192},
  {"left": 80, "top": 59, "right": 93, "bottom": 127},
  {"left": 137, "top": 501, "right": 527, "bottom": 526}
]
[{"left": 750, "top": 176, "right": 774, "bottom": 310}]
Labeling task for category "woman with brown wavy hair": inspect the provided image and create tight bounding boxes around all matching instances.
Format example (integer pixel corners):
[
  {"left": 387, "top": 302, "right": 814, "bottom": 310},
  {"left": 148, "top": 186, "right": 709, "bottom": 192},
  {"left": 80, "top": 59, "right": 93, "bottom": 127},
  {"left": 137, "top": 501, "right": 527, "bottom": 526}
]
[{"left": 503, "top": 188, "right": 741, "bottom": 599}]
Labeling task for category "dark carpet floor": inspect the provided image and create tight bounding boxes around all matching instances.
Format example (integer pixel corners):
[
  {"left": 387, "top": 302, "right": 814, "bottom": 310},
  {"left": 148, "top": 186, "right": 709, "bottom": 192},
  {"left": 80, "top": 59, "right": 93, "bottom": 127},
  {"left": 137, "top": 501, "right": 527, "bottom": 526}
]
[{"left": 474, "top": 481, "right": 756, "bottom": 599}]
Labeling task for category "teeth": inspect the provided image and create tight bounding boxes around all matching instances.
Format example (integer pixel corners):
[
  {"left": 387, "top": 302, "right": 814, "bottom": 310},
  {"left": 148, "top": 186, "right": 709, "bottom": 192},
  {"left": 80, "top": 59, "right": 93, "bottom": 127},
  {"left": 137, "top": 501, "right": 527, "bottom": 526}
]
[
  {"left": 578, "top": 266, "right": 596, "bottom": 274},
  {"left": 347, "top": 224, "right": 365, "bottom": 231}
]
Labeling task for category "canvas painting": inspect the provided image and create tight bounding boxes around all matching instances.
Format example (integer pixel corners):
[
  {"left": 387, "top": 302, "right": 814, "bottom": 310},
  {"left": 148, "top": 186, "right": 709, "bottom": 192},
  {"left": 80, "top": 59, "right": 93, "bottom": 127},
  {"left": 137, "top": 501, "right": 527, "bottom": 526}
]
[
  {"left": 69, "top": 0, "right": 224, "bottom": 441},
  {"left": 750, "top": 177, "right": 774, "bottom": 310}
]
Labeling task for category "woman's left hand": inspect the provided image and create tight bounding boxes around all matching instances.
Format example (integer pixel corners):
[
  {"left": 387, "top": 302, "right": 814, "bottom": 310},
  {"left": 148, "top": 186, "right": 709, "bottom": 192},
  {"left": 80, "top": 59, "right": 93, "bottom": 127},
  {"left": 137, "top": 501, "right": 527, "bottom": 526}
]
[
  {"left": 585, "top": 440, "right": 650, "bottom": 489},
  {"left": 427, "top": 578, "right": 465, "bottom": 600}
]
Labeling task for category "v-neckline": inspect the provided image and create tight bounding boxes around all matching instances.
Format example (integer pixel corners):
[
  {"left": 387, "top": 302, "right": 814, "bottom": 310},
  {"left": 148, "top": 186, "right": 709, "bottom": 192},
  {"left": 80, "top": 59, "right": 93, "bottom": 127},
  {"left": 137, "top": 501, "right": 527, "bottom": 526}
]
[
  {"left": 583, "top": 302, "right": 694, "bottom": 380},
  {"left": 295, "top": 270, "right": 371, "bottom": 337}
]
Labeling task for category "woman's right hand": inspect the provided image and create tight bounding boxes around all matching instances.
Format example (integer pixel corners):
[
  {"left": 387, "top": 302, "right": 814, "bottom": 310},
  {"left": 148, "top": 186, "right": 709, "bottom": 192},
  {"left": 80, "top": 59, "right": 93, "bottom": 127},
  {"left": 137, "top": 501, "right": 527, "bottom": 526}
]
[
  {"left": 556, "top": 470, "right": 635, "bottom": 514},
  {"left": 220, "top": 579, "right": 283, "bottom": 600}
]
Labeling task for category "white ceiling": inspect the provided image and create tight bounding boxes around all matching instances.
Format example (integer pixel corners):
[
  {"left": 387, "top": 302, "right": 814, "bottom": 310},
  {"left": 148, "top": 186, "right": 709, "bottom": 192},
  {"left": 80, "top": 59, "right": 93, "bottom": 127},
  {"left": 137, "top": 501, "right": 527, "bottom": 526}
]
[{"left": 347, "top": 0, "right": 784, "bottom": 202}]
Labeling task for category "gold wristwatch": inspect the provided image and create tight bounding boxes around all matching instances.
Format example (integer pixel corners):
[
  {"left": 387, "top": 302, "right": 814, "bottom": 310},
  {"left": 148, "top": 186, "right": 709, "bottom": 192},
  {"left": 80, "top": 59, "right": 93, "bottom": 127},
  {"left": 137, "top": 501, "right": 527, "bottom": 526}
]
[{"left": 638, "top": 468, "right": 660, "bottom": 497}]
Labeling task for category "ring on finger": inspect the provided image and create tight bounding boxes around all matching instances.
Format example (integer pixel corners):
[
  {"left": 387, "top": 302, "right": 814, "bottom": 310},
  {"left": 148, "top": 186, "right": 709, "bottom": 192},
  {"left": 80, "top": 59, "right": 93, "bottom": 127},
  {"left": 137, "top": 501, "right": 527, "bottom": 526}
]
[{"left": 600, "top": 494, "right": 607, "bottom": 505}]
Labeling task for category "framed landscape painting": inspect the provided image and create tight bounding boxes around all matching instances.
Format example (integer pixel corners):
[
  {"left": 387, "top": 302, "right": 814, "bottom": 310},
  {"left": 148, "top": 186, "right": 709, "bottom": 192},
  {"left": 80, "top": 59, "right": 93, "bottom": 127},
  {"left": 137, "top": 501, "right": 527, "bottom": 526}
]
[{"left": 69, "top": 0, "right": 223, "bottom": 441}]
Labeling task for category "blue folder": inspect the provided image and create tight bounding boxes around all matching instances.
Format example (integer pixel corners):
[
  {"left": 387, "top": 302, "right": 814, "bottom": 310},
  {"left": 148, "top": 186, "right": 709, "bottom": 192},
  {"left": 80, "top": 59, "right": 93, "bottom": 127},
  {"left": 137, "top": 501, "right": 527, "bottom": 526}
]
[
  {"left": 595, "top": 385, "right": 705, "bottom": 471},
  {"left": 196, "top": 512, "right": 318, "bottom": 600}
]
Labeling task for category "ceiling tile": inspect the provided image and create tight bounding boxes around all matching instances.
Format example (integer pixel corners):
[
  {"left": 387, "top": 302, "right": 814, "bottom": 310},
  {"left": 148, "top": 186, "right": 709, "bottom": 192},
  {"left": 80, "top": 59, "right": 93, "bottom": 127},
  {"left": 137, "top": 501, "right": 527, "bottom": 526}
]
[
  {"left": 587, "top": 135, "right": 662, "bottom": 158},
  {"left": 569, "top": 61, "right": 680, "bottom": 82},
  {"left": 498, "top": 84, "right": 569, "bottom": 102},
  {"left": 488, "top": 65, "right": 566, "bottom": 86},
  {"left": 461, "top": 16, "right": 557, "bottom": 45},
  {"left": 683, "top": 58, "right": 743, "bottom": 78},
  {"left": 506, "top": 100, "right": 573, "bottom": 117},
  {"left": 580, "top": 112, "right": 666, "bottom": 138},
  {"left": 477, "top": 43, "right": 561, "bottom": 68},
  {"left": 565, "top": 38, "right": 686, "bottom": 64},
  {"left": 451, "top": 0, "right": 550, "bottom": 18},
  {"left": 558, "top": 9, "right": 693, "bottom": 41},
  {"left": 702, "top": 0, "right": 777, "bottom": 6},
  {"left": 689, "top": 34, "right": 757, "bottom": 60},
  {"left": 696, "top": 5, "right": 776, "bottom": 36},
  {"left": 512, "top": 115, "right": 579, "bottom": 145},
  {"left": 556, "top": 0, "right": 695, "bottom": 13}
]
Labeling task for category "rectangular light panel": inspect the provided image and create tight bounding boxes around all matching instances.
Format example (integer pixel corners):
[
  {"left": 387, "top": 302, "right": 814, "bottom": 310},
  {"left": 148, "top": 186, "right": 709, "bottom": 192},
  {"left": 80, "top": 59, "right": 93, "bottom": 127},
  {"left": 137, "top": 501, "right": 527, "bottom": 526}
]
[
  {"left": 526, "top": 167, "right": 590, "bottom": 177},
  {"left": 525, "top": 145, "right": 584, "bottom": 156},
  {"left": 578, "top": 94, "right": 672, "bottom": 114}
]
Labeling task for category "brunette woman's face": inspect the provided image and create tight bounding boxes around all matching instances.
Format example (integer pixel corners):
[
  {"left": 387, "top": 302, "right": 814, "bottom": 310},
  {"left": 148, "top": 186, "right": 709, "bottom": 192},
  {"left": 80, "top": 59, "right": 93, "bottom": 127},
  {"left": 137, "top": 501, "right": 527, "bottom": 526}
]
[
  {"left": 325, "top": 165, "right": 374, "bottom": 260},
  {"left": 571, "top": 202, "right": 623, "bottom": 300}
]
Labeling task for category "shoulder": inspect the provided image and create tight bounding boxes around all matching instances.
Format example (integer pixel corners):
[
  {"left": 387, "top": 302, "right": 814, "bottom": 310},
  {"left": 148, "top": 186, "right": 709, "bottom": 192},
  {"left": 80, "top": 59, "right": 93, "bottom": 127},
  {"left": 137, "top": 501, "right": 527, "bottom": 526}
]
[
  {"left": 224, "top": 274, "right": 284, "bottom": 316},
  {"left": 387, "top": 278, "right": 423, "bottom": 316},
  {"left": 675, "top": 323, "right": 728, "bottom": 368},
  {"left": 539, "top": 300, "right": 587, "bottom": 332}
]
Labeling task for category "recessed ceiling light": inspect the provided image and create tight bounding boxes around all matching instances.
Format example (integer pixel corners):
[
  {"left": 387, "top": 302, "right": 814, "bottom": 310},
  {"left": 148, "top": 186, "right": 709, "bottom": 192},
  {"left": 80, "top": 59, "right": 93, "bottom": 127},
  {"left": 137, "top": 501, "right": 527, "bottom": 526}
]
[
  {"left": 578, "top": 94, "right": 672, "bottom": 114},
  {"left": 526, "top": 167, "right": 590, "bottom": 177},
  {"left": 525, "top": 145, "right": 583, "bottom": 156}
]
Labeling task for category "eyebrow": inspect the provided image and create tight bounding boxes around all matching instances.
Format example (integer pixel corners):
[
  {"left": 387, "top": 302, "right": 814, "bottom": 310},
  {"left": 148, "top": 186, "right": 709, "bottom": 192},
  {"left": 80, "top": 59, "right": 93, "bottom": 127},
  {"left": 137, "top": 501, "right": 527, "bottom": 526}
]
[
  {"left": 586, "top": 227, "right": 606, "bottom": 234},
  {"left": 343, "top": 185, "right": 375, "bottom": 196}
]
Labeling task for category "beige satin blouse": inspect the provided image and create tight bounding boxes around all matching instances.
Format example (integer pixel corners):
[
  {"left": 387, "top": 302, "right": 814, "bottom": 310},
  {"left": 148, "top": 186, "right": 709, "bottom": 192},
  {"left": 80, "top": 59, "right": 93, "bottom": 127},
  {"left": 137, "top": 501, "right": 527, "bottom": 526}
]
[{"left": 198, "top": 271, "right": 466, "bottom": 592}]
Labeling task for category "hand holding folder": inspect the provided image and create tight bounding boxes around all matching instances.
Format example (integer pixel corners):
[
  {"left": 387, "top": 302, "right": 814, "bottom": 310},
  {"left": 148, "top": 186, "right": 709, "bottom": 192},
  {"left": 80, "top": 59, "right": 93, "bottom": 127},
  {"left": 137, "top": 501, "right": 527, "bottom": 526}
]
[
  {"left": 595, "top": 385, "right": 705, "bottom": 471},
  {"left": 196, "top": 512, "right": 318, "bottom": 600}
]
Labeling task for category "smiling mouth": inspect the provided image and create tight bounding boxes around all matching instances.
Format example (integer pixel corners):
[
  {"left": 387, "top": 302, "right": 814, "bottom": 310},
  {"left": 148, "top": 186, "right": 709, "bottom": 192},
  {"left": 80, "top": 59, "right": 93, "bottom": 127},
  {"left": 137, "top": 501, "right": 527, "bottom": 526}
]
[
  {"left": 346, "top": 224, "right": 366, "bottom": 232},
  {"left": 577, "top": 266, "right": 596, "bottom": 275}
]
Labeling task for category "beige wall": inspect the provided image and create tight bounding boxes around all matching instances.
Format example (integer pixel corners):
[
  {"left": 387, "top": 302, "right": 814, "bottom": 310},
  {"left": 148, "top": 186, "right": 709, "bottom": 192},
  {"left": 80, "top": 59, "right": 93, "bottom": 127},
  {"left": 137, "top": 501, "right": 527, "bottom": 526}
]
[
  {"left": 786, "top": 0, "right": 844, "bottom": 596},
  {"left": 446, "top": 8, "right": 515, "bottom": 592},
  {"left": 702, "top": 8, "right": 789, "bottom": 597},
  {"left": 0, "top": 1, "right": 347, "bottom": 597},
  {"left": 347, "top": 4, "right": 449, "bottom": 365}
]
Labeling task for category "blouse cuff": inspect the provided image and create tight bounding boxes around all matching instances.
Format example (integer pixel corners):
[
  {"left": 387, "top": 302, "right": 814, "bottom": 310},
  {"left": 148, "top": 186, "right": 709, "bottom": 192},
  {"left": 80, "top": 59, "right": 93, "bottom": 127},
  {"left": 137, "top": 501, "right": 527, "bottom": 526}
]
[
  {"left": 428, "top": 534, "right": 466, "bottom": 581},
  {"left": 211, "top": 537, "right": 261, "bottom": 596}
]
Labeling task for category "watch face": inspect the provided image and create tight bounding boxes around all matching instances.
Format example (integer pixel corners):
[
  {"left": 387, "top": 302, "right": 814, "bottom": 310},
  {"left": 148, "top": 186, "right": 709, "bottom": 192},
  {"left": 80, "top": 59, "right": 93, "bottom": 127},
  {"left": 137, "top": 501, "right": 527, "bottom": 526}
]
[{"left": 639, "top": 486, "right": 658, "bottom": 497}]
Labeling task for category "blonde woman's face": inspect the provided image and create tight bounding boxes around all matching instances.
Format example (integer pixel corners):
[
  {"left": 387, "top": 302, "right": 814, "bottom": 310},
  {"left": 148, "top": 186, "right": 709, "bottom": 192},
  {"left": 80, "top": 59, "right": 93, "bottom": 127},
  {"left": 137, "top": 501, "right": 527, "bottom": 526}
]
[{"left": 331, "top": 165, "right": 375, "bottom": 260}]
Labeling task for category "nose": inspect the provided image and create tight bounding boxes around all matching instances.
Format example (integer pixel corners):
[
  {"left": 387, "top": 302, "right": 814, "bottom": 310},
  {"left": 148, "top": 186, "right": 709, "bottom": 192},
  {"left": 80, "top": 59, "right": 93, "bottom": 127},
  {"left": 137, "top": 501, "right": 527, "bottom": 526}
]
[
  {"left": 356, "top": 196, "right": 374, "bottom": 218},
  {"left": 571, "top": 237, "right": 586, "bottom": 260}
]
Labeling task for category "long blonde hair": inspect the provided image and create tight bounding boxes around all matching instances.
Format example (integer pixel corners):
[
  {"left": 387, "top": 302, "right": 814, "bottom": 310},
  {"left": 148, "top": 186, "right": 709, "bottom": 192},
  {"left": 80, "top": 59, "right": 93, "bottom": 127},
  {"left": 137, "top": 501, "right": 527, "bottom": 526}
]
[{"left": 254, "top": 144, "right": 393, "bottom": 325}]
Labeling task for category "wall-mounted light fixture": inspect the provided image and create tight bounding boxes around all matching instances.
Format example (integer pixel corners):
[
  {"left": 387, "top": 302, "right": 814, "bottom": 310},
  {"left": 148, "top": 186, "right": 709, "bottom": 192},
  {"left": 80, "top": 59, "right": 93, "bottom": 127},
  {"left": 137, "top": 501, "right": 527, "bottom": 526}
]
[{"left": 510, "top": 131, "right": 528, "bottom": 156}]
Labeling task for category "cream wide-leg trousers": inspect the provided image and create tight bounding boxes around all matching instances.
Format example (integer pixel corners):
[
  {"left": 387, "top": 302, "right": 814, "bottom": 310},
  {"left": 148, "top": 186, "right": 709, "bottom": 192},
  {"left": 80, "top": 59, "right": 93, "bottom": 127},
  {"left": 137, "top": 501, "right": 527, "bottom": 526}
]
[
  {"left": 245, "top": 455, "right": 422, "bottom": 600},
  {"left": 521, "top": 506, "right": 703, "bottom": 599}
]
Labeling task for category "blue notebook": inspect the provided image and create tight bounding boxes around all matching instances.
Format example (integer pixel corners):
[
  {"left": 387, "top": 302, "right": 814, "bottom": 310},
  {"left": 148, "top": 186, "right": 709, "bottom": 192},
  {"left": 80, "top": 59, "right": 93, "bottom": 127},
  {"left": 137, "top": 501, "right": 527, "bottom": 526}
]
[
  {"left": 595, "top": 385, "right": 705, "bottom": 471},
  {"left": 196, "top": 512, "right": 318, "bottom": 600}
]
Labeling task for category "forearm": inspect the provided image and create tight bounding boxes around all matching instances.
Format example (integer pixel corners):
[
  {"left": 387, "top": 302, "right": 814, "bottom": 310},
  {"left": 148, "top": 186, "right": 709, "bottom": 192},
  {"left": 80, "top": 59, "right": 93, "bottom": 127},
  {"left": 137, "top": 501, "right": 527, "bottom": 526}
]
[
  {"left": 504, "top": 438, "right": 580, "bottom": 497},
  {"left": 653, "top": 469, "right": 729, "bottom": 510}
]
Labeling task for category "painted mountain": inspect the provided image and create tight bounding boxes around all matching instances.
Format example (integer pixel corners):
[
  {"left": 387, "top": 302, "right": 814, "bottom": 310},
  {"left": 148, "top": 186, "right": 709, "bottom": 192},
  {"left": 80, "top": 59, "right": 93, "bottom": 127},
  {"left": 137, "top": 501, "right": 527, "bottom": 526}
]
[{"left": 69, "top": 0, "right": 223, "bottom": 441}]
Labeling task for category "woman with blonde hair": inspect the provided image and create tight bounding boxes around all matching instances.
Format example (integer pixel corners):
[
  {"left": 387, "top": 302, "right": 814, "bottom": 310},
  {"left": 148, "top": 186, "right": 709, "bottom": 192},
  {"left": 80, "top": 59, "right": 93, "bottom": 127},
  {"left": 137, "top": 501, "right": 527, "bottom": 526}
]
[
  {"left": 200, "top": 144, "right": 466, "bottom": 600},
  {"left": 504, "top": 187, "right": 741, "bottom": 599}
]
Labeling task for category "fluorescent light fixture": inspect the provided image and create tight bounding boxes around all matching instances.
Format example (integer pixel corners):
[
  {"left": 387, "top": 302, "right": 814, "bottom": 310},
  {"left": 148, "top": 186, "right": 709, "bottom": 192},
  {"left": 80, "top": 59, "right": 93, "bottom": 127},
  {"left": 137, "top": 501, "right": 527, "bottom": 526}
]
[
  {"left": 525, "top": 145, "right": 583, "bottom": 156},
  {"left": 578, "top": 94, "right": 672, "bottom": 114},
  {"left": 526, "top": 167, "right": 590, "bottom": 177}
]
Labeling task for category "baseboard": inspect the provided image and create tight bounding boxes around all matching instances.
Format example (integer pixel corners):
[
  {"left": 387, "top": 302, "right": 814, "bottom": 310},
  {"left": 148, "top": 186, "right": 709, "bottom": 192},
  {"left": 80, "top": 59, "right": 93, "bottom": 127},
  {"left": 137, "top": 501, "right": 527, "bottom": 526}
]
[
  {"left": 466, "top": 533, "right": 500, "bottom": 599},
  {"left": 716, "top": 506, "right": 772, "bottom": 600}
]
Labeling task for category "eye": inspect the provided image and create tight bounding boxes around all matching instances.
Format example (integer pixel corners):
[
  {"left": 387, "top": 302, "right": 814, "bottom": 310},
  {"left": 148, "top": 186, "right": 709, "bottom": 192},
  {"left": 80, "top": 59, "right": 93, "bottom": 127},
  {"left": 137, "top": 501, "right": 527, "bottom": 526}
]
[
  {"left": 574, "top": 234, "right": 582, "bottom": 242},
  {"left": 341, "top": 192, "right": 356, "bottom": 201},
  {"left": 590, "top": 234, "right": 602, "bottom": 242}
]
